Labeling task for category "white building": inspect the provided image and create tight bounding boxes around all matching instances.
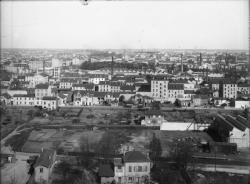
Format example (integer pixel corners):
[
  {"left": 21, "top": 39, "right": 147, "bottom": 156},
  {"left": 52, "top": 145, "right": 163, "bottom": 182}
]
[
  {"left": 151, "top": 77, "right": 169, "bottom": 101},
  {"left": 223, "top": 82, "right": 237, "bottom": 99},
  {"left": 13, "top": 94, "right": 35, "bottom": 106},
  {"left": 235, "top": 100, "right": 250, "bottom": 109},
  {"left": 25, "top": 73, "right": 49, "bottom": 88},
  {"left": 88, "top": 74, "right": 107, "bottom": 85}
]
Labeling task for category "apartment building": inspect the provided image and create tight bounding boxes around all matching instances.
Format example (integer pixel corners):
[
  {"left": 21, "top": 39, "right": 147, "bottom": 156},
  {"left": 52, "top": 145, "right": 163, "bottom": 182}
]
[
  {"left": 151, "top": 76, "right": 169, "bottom": 101},
  {"left": 88, "top": 74, "right": 107, "bottom": 84},
  {"left": 223, "top": 82, "right": 237, "bottom": 99},
  {"left": 237, "top": 83, "right": 250, "bottom": 95},
  {"left": 25, "top": 73, "right": 49, "bottom": 88},
  {"left": 13, "top": 94, "right": 35, "bottom": 106}
]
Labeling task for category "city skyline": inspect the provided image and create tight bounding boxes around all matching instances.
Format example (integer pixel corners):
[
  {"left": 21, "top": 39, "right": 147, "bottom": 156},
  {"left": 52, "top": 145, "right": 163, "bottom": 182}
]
[{"left": 1, "top": 0, "right": 249, "bottom": 50}]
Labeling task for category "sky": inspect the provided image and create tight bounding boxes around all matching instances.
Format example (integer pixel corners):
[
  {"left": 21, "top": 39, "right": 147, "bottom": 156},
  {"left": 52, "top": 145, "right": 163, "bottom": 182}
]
[{"left": 1, "top": 0, "right": 249, "bottom": 50}]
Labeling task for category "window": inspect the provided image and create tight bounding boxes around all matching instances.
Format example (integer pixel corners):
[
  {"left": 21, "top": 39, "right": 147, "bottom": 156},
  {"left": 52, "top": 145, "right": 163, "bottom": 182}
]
[
  {"left": 40, "top": 168, "right": 43, "bottom": 173},
  {"left": 144, "top": 166, "right": 147, "bottom": 172},
  {"left": 129, "top": 166, "right": 132, "bottom": 172},
  {"left": 128, "top": 177, "right": 133, "bottom": 182},
  {"left": 138, "top": 166, "right": 142, "bottom": 172}
]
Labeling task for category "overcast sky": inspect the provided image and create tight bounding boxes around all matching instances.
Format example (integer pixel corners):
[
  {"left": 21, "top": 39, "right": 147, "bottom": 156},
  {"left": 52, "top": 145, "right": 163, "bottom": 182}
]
[{"left": 1, "top": 0, "right": 248, "bottom": 50}]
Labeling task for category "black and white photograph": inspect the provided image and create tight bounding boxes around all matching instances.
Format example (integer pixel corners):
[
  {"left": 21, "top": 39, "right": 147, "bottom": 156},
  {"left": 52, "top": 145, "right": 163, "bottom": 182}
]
[{"left": 0, "top": 0, "right": 249, "bottom": 184}]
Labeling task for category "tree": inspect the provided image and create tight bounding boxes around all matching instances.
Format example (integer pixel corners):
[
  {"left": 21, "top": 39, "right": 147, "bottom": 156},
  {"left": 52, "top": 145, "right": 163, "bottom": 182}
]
[
  {"left": 27, "top": 109, "right": 34, "bottom": 119},
  {"left": 169, "top": 140, "right": 193, "bottom": 171},
  {"left": 56, "top": 161, "right": 71, "bottom": 180},
  {"left": 119, "top": 95, "right": 125, "bottom": 103},
  {"left": 174, "top": 99, "right": 182, "bottom": 108},
  {"left": 149, "top": 133, "right": 162, "bottom": 162},
  {"left": 151, "top": 101, "right": 161, "bottom": 110},
  {"left": 229, "top": 98, "right": 235, "bottom": 107}
]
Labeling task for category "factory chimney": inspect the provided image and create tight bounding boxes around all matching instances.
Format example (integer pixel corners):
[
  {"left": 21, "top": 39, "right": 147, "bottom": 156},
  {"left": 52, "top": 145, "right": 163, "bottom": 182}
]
[
  {"left": 111, "top": 56, "right": 114, "bottom": 77},
  {"left": 200, "top": 53, "right": 202, "bottom": 66},
  {"left": 181, "top": 54, "right": 183, "bottom": 73}
]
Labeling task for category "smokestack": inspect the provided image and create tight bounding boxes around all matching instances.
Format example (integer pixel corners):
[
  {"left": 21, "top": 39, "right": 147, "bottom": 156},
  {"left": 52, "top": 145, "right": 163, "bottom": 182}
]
[
  {"left": 43, "top": 60, "right": 45, "bottom": 73},
  {"left": 200, "top": 53, "right": 202, "bottom": 66},
  {"left": 111, "top": 56, "right": 114, "bottom": 77},
  {"left": 181, "top": 54, "right": 183, "bottom": 73}
]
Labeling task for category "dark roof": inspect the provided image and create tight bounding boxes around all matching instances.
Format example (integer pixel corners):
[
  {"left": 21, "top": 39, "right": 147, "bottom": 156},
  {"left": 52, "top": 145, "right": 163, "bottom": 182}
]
[
  {"left": 144, "top": 110, "right": 162, "bottom": 116},
  {"left": 138, "top": 84, "right": 151, "bottom": 92},
  {"left": 13, "top": 94, "right": 35, "bottom": 98},
  {"left": 34, "top": 149, "right": 55, "bottom": 168},
  {"left": 184, "top": 90, "right": 195, "bottom": 94},
  {"left": 120, "top": 85, "right": 135, "bottom": 91},
  {"left": 224, "top": 115, "right": 246, "bottom": 131},
  {"left": 193, "top": 95, "right": 209, "bottom": 99},
  {"left": 168, "top": 83, "right": 184, "bottom": 90},
  {"left": 238, "top": 83, "right": 250, "bottom": 87},
  {"left": 123, "top": 151, "right": 149, "bottom": 163},
  {"left": 35, "top": 83, "right": 49, "bottom": 89},
  {"left": 236, "top": 115, "right": 250, "bottom": 129},
  {"left": 1, "top": 93, "right": 11, "bottom": 99},
  {"left": 42, "top": 96, "right": 57, "bottom": 101},
  {"left": 98, "top": 164, "right": 114, "bottom": 177}
]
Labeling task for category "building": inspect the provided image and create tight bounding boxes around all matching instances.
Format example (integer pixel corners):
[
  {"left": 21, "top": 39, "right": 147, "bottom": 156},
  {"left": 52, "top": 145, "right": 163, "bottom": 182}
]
[
  {"left": 25, "top": 73, "right": 49, "bottom": 88},
  {"left": 59, "top": 78, "right": 79, "bottom": 89},
  {"left": 88, "top": 74, "right": 107, "bottom": 84},
  {"left": 235, "top": 100, "right": 250, "bottom": 109},
  {"left": 141, "top": 111, "right": 165, "bottom": 126},
  {"left": 40, "top": 96, "right": 58, "bottom": 110},
  {"left": 237, "top": 83, "right": 250, "bottom": 95},
  {"left": 35, "top": 83, "right": 52, "bottom": 100},
  {"left": 226, "top": 115, "right": 250, "bottom": 148},
  {"left": 13, "top": 94, "right": 35, "bottom": 106},
  {"left": 223, "top": 82, "right": 237, "bottom": 99},
  {"left": 99, "top": 151, "right": 151, "bottom": 184},
  {"left": 151, "top": 76, "right": 169, "bottom": 101},
  {"left": 72, "top": 83, "right": 95, "bottom": 91},
  {"left": 168, "top": 83, "right": 184, "bottom": 103},
  {"left": 192, "top": 95, "right": 209, "bottom": 107},
  {"left": 34, "top": 149, "right": 56, "bottom": 184}
]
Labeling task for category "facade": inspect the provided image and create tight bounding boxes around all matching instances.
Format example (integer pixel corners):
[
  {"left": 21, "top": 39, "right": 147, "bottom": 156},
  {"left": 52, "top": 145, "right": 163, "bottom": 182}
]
[
  {"left": 99, "top": 151, "right": 151, "bottom": 184},
  {"left": 151, "top": 77, "right": 169, "bottom": 101},
  {"left": 237, "top": 83, "right": 250, "bottom": 95},
  {"left": 35, "top": 83, "right": 52, "bottom": 100},
  {"left": 59, "top": 78, "right": 79, "bottom": 89},
  {"left": 223, "top": 83, "right": 237, "bottom": 99},
  {"left": 13, "top": 94, "right": 35, "bottom": 106},
  {"left": 193, "top": 95, "right": 209, "bottom": 107},
  {"left": 88, "top": 74, "right": 107, "bottom": 84},
  {"left": 168, "top": 83, "right": 184, "bottom": 103}
]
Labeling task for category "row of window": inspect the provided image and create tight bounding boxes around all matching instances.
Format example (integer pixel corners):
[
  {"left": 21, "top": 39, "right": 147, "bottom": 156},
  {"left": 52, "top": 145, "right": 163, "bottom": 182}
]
[{"left": 128, "top": 165, "right": 148, "bottom": 172}]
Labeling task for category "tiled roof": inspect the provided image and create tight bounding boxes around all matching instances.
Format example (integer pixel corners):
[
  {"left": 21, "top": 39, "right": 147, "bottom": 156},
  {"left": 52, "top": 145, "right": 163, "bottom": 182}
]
[
  {"left": 13, "top": 94, "right": 35, "bottom": 98},
  {"left": 238, "top": 83, "right": 250, "bottom": 88},
  {"left": 98, "top": 164, "right": 114, "bottom": 177},
  {"left": 35, "top": 83, "right": 49, "bottom": 89},
  {"left": 168, "top": 83, "right": 184, "bottom": 90},
  {"left": 42, "top": 96, "right": 57, "bottom": 101},
  {"left": 60, "top": 78, "right": 79, "bottom": 83},
  {"left": 1, "top": 93, "right": 11, "bottom": 99},
  {"left": 138, "top": 84, "right": 151, "bottom": 92},
  {"left": 193, "top": 95, "right": 209, "bottom": 99},
  {"left": 34, "top": 149, "right": 55, "bottom": 168},
  {"left": 123, "top": 151, "right": 149, "bottom": 163},
  {"left": 120, "top": 85, "right": 135, "bottom": 91},
  {"left": 184, "top": 90, "right": 195, "bottom": 94}
]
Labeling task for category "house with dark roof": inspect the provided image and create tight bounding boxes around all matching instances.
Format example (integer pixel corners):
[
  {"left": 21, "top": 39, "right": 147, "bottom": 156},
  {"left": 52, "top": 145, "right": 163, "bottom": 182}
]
[
  {"left": 34, "top": 149, "right": 56, "bottom": 183},
  {"left": 99, "top": 151, "right": 151, "bottom": 184}
]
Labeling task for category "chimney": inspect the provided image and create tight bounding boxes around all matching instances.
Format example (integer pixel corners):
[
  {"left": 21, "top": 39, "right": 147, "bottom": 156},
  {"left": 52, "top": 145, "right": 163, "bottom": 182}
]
[
  {"left": 200, "top": 53, "right": 202, "bottom": 66},
  {"left": 181, "top": 54, "right": 183, "bottom": 73},
  {"left": 41, "top": 147, "right": 44, "bottom": 152}
]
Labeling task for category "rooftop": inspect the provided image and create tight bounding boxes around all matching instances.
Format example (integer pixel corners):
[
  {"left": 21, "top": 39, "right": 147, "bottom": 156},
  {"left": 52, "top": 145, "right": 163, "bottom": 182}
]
[{"left": 123, "top": 151, "right": 150, "bottom": 163}]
